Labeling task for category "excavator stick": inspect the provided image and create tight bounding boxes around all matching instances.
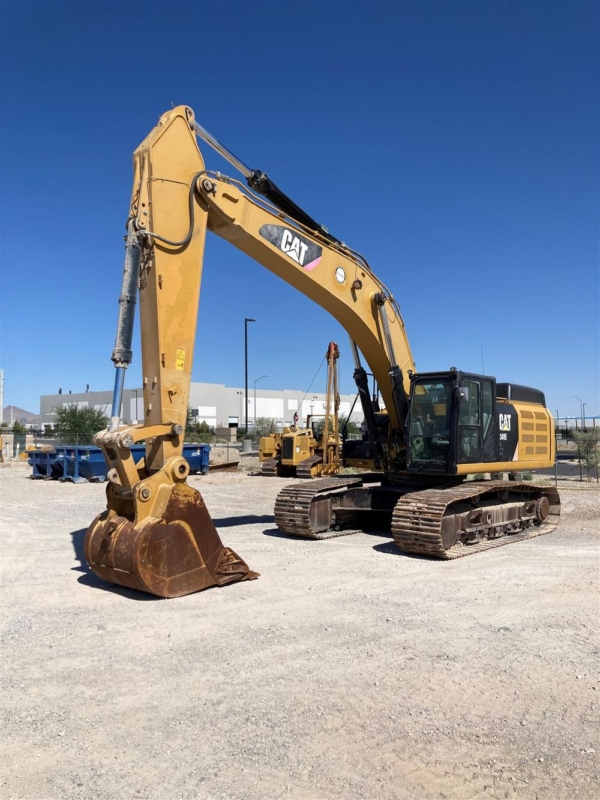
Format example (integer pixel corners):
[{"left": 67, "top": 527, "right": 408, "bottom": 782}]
[
  {"left": 85, "top": 482, "right": 257, "bottom": 598},
  {"left": 84, "top": 106, "right": 257, "bottom": 599}
]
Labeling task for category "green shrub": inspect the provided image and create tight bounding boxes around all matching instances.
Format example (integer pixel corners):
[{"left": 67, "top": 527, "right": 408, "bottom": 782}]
[
  {"left": 55, "top": 404, "right": 109, "bottom": 445},
  {"left": 573, "top": 429, "right": 600, "bottom": 481}
]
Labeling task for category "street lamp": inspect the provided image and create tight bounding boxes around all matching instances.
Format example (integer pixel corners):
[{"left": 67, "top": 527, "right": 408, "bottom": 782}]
[
  {"left": 244, "top": 318, "right": 255, "bottom": 434},
  {"left": 574, "top": 396, "right": 585, "bottom": 432},
  {"left": 253, "top": 375, "right": 269, "bottom": 430}
]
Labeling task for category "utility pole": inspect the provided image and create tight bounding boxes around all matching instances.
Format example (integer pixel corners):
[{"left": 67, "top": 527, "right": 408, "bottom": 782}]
[
  {"left": 574, "top": 395, "right": 585, "bottom": 433},
  {"left": 244, "top": 318, "right": 255, "bottom": 434}
]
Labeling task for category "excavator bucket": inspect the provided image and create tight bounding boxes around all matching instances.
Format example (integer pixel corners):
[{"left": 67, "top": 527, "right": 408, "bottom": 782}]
[{"left": 84, "top": 482, "right": 258, "bottom": 598}]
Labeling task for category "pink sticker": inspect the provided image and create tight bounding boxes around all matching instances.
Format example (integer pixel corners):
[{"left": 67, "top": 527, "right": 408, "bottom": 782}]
[{"left": 303, "top": 257, "right": 321, "bottom": 271}]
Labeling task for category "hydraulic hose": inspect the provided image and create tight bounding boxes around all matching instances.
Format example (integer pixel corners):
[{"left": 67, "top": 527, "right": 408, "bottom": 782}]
[{"left": 140, "top": 170, "right": 207, "bottom": 247}]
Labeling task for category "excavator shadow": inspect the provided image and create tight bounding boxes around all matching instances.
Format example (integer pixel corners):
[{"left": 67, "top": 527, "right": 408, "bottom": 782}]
[
  {"left": 212, "top": 514, "right": 274, "bottom": 528},
  {"left": 263, "top": 527, "right": 394, "bottom": 542},
  {"left": 372, "top": 541, "right": 430, "bottom": 559},
  {"left": 69, "top": 528, "right": 162, "bottom": 601},
  {"left": 262, "top": 527, "right": 301, "bottom": 540}
]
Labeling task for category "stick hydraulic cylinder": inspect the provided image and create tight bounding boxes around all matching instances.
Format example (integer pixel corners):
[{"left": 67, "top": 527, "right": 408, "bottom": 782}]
[{"left": 109, "top": 223, "right": 141, "bottom": 429}]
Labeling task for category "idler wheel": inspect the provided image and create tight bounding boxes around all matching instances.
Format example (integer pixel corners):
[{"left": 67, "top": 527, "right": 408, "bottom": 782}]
[{"left": 535, "top": 495, "right": 550, "bottom": 522}]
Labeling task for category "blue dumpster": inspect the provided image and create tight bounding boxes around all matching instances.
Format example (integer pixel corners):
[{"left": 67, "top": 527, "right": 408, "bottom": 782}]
[
  {"left": 30, "top": 443, "right": 210, "bottom": 482},
  {"left": 28, "top": 449, "right": 60, "bottom": 480},
  {"left": 26, "top": 446, "right": 111, "bottom": 483},
  {"left": 54, "top": 446, "right": 100, "bottom": 483},
  {"left": 183, "top": 444, "right": 210, "bottom": 474},
  {"left": 127, "top": 444, "right": 210, "bottom": 474}
]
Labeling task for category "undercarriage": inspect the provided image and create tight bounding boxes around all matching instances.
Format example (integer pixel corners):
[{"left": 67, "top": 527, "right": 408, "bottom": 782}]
[
  {"left": 261, "top": 454, "right": 338, "bottom": 479},
  {"left": 274, "top": 475, "right": 560, "bottom": 558}
]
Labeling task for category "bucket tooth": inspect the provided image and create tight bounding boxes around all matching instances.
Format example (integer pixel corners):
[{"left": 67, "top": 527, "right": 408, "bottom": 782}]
[{"left": 84, "top": 483, "right": 258, "bottom": 598}]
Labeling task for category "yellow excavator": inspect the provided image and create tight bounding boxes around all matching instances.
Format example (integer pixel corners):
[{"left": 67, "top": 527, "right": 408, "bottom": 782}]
[
  {"left": 259, "top": 341, "right": 341, "bottom": 478},
  {"left": 84, "top": 105, "right": 560, "bottom": 598}
]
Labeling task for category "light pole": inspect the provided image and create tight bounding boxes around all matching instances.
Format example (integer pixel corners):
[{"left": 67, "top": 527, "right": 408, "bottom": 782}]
[
  {"left": 253, "top": 375, "right": 269, "bottom": 430},
  {"left": 574, "top": 396, "right": 585, "bottom": 432},
  {"left": 582, "top": 403, "right": 587, "bottom": 431},
  {"left": 244, "top": 318, "right": 255, "bottom": 434}
]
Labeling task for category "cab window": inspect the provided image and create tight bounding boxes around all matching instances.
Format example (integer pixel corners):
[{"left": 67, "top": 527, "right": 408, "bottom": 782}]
[
  {"left": 459, "top": 380, "right": 480, "bottom": 425},
  {"left": 408, "top": 379, "right": 453, "bottom": 464},
  {"left": 458, "top": 379, "right": 480, "bottom": 462}
]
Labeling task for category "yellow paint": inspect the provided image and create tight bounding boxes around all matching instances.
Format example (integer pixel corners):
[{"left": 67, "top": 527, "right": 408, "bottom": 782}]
[{"left": 176, "top": 349, "right": 185, "bottom": 371}]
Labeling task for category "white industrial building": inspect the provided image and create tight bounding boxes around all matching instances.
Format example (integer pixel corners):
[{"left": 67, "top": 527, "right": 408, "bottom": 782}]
[{"left": 39, "top": 381, "right": 363, "bottom": 431}]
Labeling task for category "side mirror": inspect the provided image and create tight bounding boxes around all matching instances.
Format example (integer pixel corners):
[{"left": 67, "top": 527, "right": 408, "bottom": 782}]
[{"left": 459, "top": 387, "right": 470, "bottom": 403}]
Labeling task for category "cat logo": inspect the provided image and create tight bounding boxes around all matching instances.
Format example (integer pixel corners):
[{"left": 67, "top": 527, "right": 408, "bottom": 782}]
[
  {"left": 280, "top": 229, "right": 309, "bottom": 265},
  {"left": 259, "top": 224, "right": 323, "bottom": 271},
  {"left": 499, "top": 413, "right": 511, "bottom": 432}
]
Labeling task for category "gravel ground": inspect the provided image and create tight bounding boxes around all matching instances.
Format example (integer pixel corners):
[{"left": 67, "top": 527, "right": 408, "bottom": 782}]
[{"left": 1, "top": 463, "right": 598, "bottom": 800}]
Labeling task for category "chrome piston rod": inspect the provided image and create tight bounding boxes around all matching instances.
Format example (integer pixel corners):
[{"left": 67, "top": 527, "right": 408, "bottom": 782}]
[
  {"left": 192, "top": 119, "right": 339, "bottom": 243},
  {"left": 192, "top": 120, "right": 252, "bottom": 179},
  {"left": 109, "top": 222, "right": 141, "bottom": 431}
]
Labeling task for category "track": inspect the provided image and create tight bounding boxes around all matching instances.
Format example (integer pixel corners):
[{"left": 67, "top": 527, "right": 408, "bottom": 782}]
[
  {"left": 262, "top": 455, "right": 338, "bottom": 479},
  {"left": 274, "top": 477, "right": 364, "bottom": 538},
  {"left": 391, "top": 481, "right": 561, "bottom": 559},
  {"left": 275, "top": 478, "right": 561, "bottom": 557},
  {"left": 260, "top": 457, "right": 280, "bottom": 477},
  {"left": 296, "top": 455, "right": 323, "bottom": 479}
]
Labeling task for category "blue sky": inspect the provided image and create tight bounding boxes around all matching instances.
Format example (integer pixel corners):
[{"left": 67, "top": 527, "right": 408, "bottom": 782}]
[{"left": 1, "top": 0, "right": 598, "bottom": 422}]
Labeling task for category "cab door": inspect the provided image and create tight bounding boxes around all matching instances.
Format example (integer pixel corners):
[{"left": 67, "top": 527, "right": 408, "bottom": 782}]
[
  {"left": 457, "top": 377, "right": 496, "bottom": 464},
  {"left": 457, "top": 379, "right": 482, "bottom": 464}
]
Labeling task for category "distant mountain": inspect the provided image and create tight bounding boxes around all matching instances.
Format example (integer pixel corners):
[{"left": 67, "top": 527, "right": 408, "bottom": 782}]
[{"left": 3, "top": 405, "right": 37, "bottom": 424}]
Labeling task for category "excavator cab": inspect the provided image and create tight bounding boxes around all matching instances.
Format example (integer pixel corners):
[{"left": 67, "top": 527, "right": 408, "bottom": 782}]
[
  {"left": 406, "top": 370, "right": 498, "bottom": 474},
  {"left": 406, "top": 374, "right": 455, "bottom": 471}
]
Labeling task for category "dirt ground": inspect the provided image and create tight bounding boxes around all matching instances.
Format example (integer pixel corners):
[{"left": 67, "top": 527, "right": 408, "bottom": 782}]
[{"left": 1, "top": 464, "right": 598, "bottom": 800}]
